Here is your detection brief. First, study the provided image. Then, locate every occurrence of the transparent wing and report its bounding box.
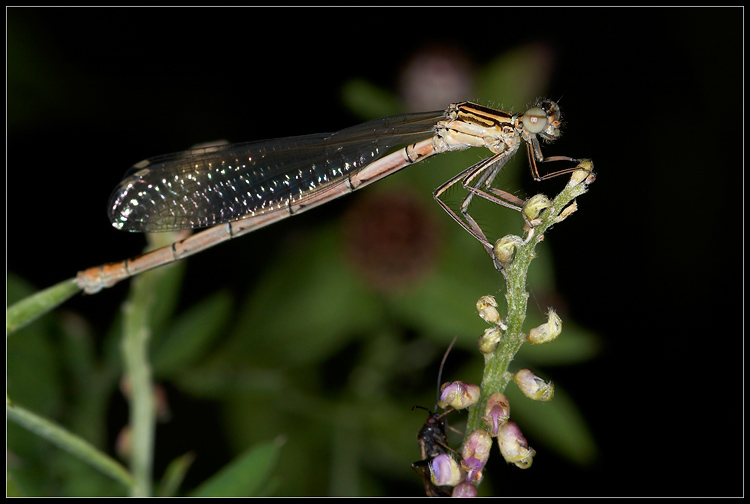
[109,110,445,232]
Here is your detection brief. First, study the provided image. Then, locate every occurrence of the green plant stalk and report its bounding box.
[121,245,167,497]
[465,163,595,436]
[6,278,81,334]
[6,399,134,489]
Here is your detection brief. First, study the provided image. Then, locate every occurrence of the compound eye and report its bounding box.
[523,107,548,134]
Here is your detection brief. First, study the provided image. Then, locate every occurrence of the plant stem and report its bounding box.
[6,399,134,489]
[120,232,178,497]
[465,162,595,436]
[6,278,81,334]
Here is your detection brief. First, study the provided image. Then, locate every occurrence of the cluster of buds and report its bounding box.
[481,392,536,470]
[419,159,595,495]
[427,391,537,492]
[426,428,493,491]
[424,454,479,497]
[423,287,566,494]
[426,379,484,494]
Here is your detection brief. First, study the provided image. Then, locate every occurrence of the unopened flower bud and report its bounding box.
[476,295,500,325]
[493,235,523,265]
[497,421,536,469]
[452,482,478,497]
[438,381,481,410]
[461,429,493,483]
[514,369,554,401]
[527,308,562,345]
[482,392,510,436]
[523,194,551,222]
[429,454,463,487]
[478,326,502,354]
[568,159,595,187]
[461,456,484,485]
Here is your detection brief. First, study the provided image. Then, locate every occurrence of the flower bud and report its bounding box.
[527,308,562,345]
[493,235,523,265]
[476,295,500,325]
[523,194,551,222]
[478,326,502,354]
[429,454,463,487]
[438,381,481,410]
[497,421,536,469]
[451,482,478,497]
[482,392,510,436]
[568,159,595,187]
[513,369,554,401]
[461,429,493,483]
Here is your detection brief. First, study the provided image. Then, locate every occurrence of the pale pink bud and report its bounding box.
[429,454,463,487]
[438,381,481,410]
[527,308,562,344]
[461,429,492,483]
[514,368,554,401]
[460,457,484,485]
[482,392,510,436]
[497,421,536,469]
[478,326,502,354]
[451,481,478,497]
[476,295,500,324]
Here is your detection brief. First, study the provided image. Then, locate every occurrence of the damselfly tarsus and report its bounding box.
[77,99,582,294]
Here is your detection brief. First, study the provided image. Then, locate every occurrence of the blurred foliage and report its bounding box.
[7,41,599,496]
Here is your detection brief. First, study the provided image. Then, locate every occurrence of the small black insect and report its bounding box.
[412,337,458,497]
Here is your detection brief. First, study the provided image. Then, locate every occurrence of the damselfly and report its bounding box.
[77,100,581,294]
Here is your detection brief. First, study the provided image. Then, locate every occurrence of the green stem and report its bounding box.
[6,278,81,334]
[465,162,595,436]
[120,233,177,496]
[121,273,156,497]
[6,399,134,489]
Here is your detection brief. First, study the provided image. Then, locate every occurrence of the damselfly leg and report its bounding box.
[433,99,584,270]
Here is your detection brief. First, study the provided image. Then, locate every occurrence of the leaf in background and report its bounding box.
[340,78,402,120]
[189,437,285,497]
[151,290,234,378]
[224,225,383,367]
[156,452,196,497]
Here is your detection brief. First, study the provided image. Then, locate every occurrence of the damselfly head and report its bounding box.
[520,99,563,143]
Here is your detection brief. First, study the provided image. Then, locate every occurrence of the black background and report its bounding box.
[7,7,743,497]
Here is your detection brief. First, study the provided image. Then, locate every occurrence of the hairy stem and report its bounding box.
[465,161,595,438]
